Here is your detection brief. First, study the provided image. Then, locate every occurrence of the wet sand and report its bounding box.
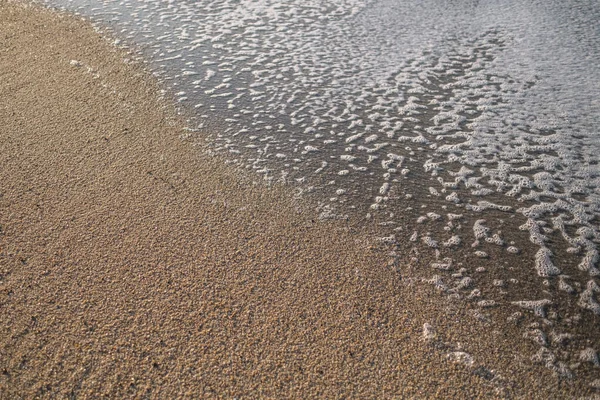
[0,1,591,398]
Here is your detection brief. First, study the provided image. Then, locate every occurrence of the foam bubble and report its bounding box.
[534,247,561,277]
[579,348,600,366]
[512,299,552,318]
[447,351,474,367]
[423,322,436,341]
[578,280,600,315]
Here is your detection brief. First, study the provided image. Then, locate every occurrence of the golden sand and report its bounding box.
[0,1,590,397]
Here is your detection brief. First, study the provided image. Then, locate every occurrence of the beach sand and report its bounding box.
[0,1,591,398]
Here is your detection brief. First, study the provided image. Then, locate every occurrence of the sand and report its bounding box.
[0,1,592,398]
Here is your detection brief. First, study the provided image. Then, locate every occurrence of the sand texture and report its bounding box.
[0,1,592,398]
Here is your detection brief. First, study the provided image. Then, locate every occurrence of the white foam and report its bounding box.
[441,235,460,248]
[506,246,519,254]
[580,348,600,366]
[512,299,552,318]
[477,300,496,308]
[423,323,436,341]
[524,329,547,346]
[578,280,600,315]
[531,347,573,378]
[474,251,488,258]
[447,351,474,367]
[534,247,561,277]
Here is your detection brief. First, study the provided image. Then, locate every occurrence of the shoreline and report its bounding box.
[0,1,593,397]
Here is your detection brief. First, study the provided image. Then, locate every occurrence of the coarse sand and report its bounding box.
[0,1,592,398]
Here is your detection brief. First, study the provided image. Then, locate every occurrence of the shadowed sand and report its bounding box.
[0,1,591,398]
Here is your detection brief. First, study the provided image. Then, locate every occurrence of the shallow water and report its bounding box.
[45,0,600,382]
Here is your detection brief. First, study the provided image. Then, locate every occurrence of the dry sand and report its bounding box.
[0,1,592,398]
